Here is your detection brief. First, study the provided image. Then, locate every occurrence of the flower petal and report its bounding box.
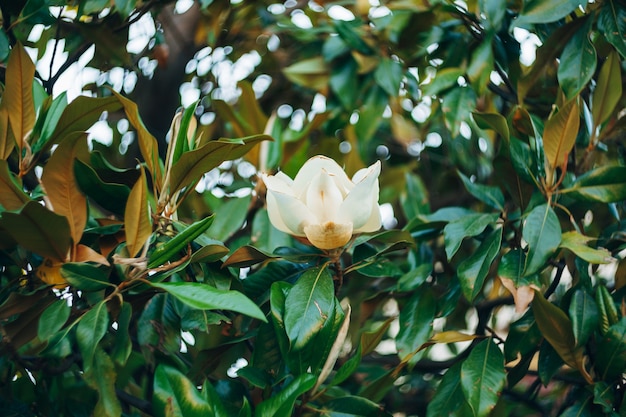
[261,172,294,195]
[338,161,381,230]
[293,155,352,198]
[305,170,344,223]
[266,189,315,236]
[304,221,353,250]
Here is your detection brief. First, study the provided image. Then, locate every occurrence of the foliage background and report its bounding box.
[0,0,625,416]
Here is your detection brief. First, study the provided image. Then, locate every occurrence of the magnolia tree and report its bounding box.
[0,1,625,416]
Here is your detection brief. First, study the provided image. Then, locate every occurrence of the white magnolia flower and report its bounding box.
[261,155,381,250]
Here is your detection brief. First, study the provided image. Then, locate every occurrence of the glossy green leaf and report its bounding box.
[397,263,431,292]
[565,165,626,203]
[467,35,494,94]
[76,300,109,370]
[251,208,291,253]
[61,263,114,291]
[110,302,132,366]
[84,349,121,417]
[504,311,542,362]
[37,299,70,342]
[458,227,502,301]
[334,20,373,54]
[458,171,505,211]
[531,291,592,383]
[375,57,404,96]
[597,1,626,58]
[152,281,267,322]
[592,51,622,127]
[427,362,472,417]
[442,86,477,138]
[255,373,316,417]
[558,18,596,99]
[569,289,599,348]
[593,381,616,413]
[33,92,68,152]
[153,364,212,417]
[0,201,71,262]
[460,338,506,417]
[595,318,626,381]
[513,0,585,27]
[74,159,130,216]
[330,57,359,110]
[169,135,270,196]
[444,212,499,260]
[207,194,251,242]
[522,204,561,276]
[44,96,122,153]
[396,286,436,363]
[189,244,229,263]
[479,0,506,29]
[148,215,214,268]
[472,112,509,141]
[560,231,613,264]
[283,266,334,351]
[422,68,464,96]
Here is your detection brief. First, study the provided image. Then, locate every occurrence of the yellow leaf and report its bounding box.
[430,331,478,344]
[41,132,88,247]
[74,244,110,265]
[37,259,67,288]
[500,277,538,313]
[0,160,30,211]
[0,108,15,159]
[592,51,622,128]
[2,42,35,153]
[125,168,152,257]
[543,98,580,172]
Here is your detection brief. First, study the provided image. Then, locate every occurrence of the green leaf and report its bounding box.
[44,96,122,154]
[458,228,502,301]
[595,318,626,381]
[591,51,622,127]
[153,364,213,417]
[251,208,291,253]
[255,373,316,417]
[564,165,626,203]
[148,215,214,268]
[472,112,509,141]
[84,349,122,417]
[558,18,596,99]
[324,396,393,417]
[531,291,592,383]
[442,86,477,138]
[283,57,330,91]
[569,289,599,348]
[397,263,431,292]
[61,263,114,291]
[37,299,70,342]
[597,1,626,58]
[458,171,505,211]
[330,57,359,110]
[427,362,472,417]
[151,282,267,322]
[522,204,561,276]
[444,212,499,260]
[479,0,506,29]
[74,159,130,216]
[513,0,586,27]
[374,57,404,96]
[169,135,270,196]
[460,338,506,417]
[0,201,71,262]
[207,194,251,242]
[467,35,494,94]
[593,381,616,414]
[422,67,464,96]
[560,231,613,264]
[110,302,132,366]
[189,244,229,263]
[76,301,109,370]
[334,20,373,55]
[396,286,436,363]
[283,266,335,351]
